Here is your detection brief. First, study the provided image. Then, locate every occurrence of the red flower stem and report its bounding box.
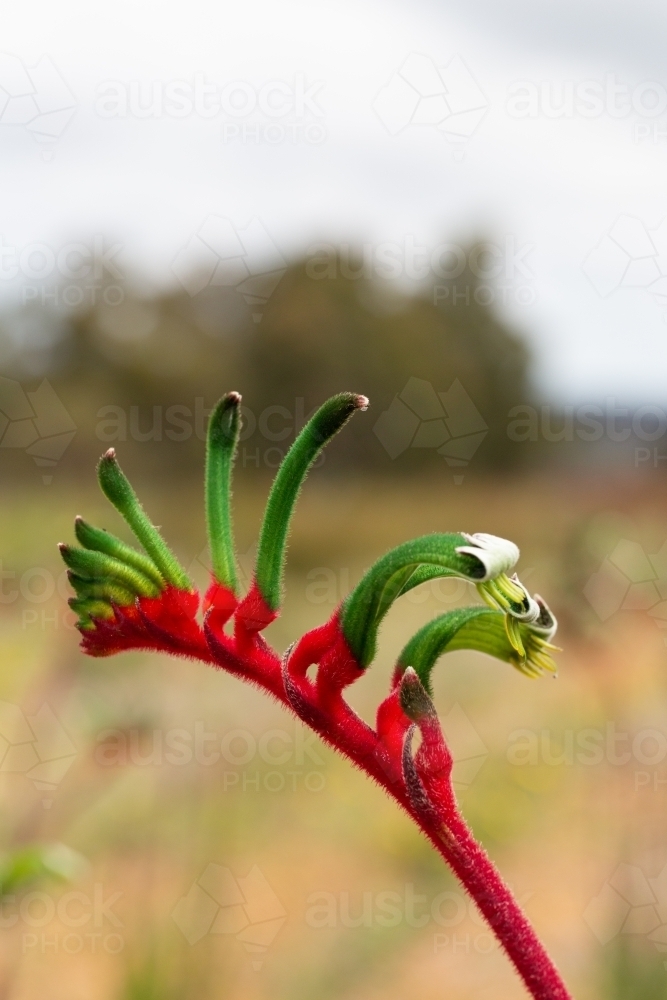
[307,705,572,998]
[294,693,572,998]
[175,628,572,1000]
[419,812,572,1000]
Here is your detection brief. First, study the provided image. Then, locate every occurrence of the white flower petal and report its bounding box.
[456,532,520,580]
[530,595,558,640]
[510,591,540,623]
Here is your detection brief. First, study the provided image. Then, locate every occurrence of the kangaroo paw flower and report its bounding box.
[60,455,204,658]
[59,391,572,1000]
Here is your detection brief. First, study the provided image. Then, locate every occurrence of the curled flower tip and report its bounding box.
[356,395,369,411]
[399,667,437,723]
[455,533,519,579]
[477,572,539,624]
[532,594,558,640]
[456,532,538,624]
[510,595,560,678]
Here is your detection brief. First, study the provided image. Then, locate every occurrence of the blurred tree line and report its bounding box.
[0,245,536,480]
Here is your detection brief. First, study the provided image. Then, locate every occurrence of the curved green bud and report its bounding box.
[67,571,136,607]
[341,532,491,668]
[397,601,559,693]
[455,533,519,578]
[68,597,115,623]
[205,392,241,593]
[74,517,164,590]
[255,393,368,611]
[97,449,191,591]
[59,545,161,598]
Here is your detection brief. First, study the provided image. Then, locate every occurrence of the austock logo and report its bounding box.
[584,862,667,966]
[305,235,535,308]
[0,234,125,307]
[0,377,76,483]
[0,53,76,158]
[172,864,286,969]
[373,52,487,156]
[441,704,488,793]
[94,73,326,146]
[373,376,487,482]
[0,702,76,807]
[584,538,667,641]
[506,75,667,129]
[305,882,533,959]
[171,215,286,321]
[7,863,125,956]
[582,215,667,311]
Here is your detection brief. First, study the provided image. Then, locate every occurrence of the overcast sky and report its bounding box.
[2,0,667,402]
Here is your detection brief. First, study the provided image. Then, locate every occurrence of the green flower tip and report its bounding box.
[98,447,117,477]
[306,393,369,446]
[59,523,166,631]
[96,448,192,591]
[97,448,136,518]
[309,393,369,443]
[254,391,369,612]
[68,596,114,624]
[58,541,160,597]
[206,392,242,592]
[209,392,241,444]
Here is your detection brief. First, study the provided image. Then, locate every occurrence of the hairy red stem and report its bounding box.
[422,814,571,1000]
[83,592,573,1000]
[201,618,571,998]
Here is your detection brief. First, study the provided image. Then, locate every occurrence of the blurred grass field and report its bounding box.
[2,466,667,999]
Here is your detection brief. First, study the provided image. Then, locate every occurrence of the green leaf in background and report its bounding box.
[0,843,86,896]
